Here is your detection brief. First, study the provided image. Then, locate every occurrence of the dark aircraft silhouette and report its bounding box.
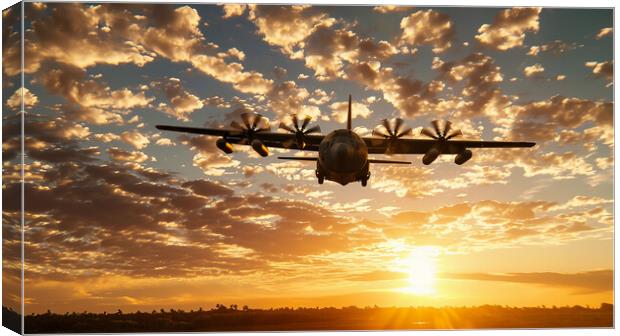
[156,95,535,186]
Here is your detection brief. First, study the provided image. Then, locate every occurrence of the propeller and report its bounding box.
[420,120,462,141]
[279,114,321,149]
[230,112,271,144]
[372,118,413,154]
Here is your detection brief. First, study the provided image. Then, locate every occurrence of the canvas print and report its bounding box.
[2,2,614,333]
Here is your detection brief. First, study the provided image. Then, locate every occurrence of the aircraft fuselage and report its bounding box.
[317,129,369,186]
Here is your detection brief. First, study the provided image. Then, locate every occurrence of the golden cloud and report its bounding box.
[524,63,545,77]
[248,5,331,55]
[221,4,247,19]
[595,27,612,39]
[6,87,39,109]
[475,7,542,51]
[120,130,150,150]
[373,5,412,14]
[527,40,581,56]
[330,101,372,123]
[400,10,454,53]
[585,60,613,81]
[107,147,149,163]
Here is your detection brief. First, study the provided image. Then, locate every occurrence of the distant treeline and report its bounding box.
[4,303,613,333]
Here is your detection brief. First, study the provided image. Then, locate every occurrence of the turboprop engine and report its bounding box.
[251,139,269,157]
[216,138,233,154]
[420,120,464,165]
[455,149,473,165]
[422,148,440,165]
[229,112,271,157]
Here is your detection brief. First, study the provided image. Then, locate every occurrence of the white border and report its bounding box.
[0,0,616,335]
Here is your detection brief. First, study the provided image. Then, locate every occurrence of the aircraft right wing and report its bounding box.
[155,125,325,151]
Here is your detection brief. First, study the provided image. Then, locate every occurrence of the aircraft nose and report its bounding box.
[332,143,351,160]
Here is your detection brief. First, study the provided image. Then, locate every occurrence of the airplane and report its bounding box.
[156,95,535,186]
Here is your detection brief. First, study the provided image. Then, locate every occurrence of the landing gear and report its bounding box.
[316,170,324,184]
[360,171,371,187]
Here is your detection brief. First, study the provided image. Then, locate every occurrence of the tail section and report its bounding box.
[347,94,352,130]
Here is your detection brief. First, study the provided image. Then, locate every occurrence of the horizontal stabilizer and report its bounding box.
[368,159,411,164]
[277,156,318,161]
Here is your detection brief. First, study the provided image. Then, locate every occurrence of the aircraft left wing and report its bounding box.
[155,125,324,151]
[363,137,536,154]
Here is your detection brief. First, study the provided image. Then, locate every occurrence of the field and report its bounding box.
[5,304,613,333]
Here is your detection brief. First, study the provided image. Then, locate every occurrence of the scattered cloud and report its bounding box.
[382,198,611,249]
[41,64,154,124]
[248,5,331,56]
[94,133,120,143]
[495,95,612,145]
[107,147,149,163]
[475,7,542,50]
[595,27,612,39]
[373,5,412,13]
[155,138,175,146]
[268,81,321,119]
[302,23,397,80]
[524,63,545,77]
[399,10,454,53]
[527,40,582,56]
[6,87,39,109]
[121,130,151,150]
[221,4,247,19]
[431,53,509,119]
[585,60,613,81]
[156,77,204,120]
[330,100,372,123]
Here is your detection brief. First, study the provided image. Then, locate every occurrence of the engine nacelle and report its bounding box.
[251,139,269,157]
[455,149,473,165]
[216,138,233,154]
[422,148,440,165]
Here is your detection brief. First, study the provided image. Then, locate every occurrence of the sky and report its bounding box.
[1,3,614,314]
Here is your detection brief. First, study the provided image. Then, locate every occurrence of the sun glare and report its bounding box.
[403,246,440,295]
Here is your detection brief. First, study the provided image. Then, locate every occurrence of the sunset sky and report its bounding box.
[2,3,613,314]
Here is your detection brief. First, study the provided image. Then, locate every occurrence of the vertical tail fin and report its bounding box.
[347,94,352,130]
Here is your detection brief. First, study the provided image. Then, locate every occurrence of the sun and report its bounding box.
[403,246,440,295]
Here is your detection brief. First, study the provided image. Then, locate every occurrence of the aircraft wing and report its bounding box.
[363,137,536,154]
[155,125,324,151]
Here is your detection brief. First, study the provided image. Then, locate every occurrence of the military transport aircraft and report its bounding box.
[156,95,535,186]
